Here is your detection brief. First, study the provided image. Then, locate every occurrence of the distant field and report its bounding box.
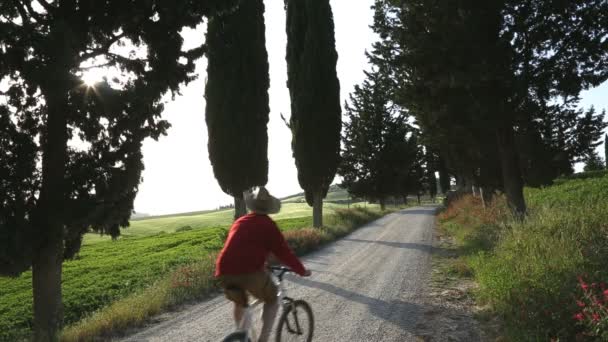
[282,186,351,203]
[84,188,371,244]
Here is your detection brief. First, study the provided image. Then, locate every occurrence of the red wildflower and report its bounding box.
[574,312,585,321]
[577,300,586,308]
[592,313,600,322]
[604,289,608,298]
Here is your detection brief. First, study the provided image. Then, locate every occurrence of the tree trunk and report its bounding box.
[496,126,526,217]
[417,193,421,205]
[33,83,68,341]
[32,238,63,342]
[480,187,494,209]
[379,198,386,211]
[402,195,408,205]
[312,190,323,228]
[234,194,247,220]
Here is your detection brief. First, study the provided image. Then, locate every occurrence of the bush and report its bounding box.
[573,276,608,340]
[441,177,608,340]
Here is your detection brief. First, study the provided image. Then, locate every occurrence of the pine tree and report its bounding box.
[339,67,419,210]
[284,0,342,227]
[584,151,605,172]
[0,1,234,339]
[205,0,270,220]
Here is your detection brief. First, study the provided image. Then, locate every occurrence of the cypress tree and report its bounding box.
[205,0,270,220]
[284,0,342,227]
[0,1,235,339]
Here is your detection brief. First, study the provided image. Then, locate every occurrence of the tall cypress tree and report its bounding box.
[0,1,234,339]
[285,0,342,227]
[205,0,270,220]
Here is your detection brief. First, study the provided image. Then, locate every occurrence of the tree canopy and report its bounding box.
[369,0,608,214]
[205,0,270,219]
[0,0,236,339]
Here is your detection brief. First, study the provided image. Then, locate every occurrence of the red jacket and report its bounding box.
[215,213,306,276]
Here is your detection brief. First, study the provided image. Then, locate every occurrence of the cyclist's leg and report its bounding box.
[219,275,249,329]
[247,272,278,342]
[260,299,279,342]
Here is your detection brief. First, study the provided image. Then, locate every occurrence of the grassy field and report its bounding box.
[439,174,608,340]
[84,188,363,244]
[0,193,384,341]
[282,186,351,203]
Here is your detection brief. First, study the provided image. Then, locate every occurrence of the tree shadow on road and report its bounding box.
[290,276,483,341]
[340,238,432,252]
[291,276,421,332]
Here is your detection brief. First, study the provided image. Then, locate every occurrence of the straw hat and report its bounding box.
[244,186,282,215]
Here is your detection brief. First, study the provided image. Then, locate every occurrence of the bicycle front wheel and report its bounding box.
[275,300,314,342]
[222,331,250,342]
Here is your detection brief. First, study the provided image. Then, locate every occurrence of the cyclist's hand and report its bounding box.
[302,269,312,277]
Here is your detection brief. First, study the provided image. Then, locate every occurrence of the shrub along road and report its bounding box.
[121,206,442,341]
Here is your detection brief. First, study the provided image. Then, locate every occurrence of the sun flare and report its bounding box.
[81,69,106,87]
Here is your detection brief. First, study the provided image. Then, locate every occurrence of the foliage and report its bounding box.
[370,0,608,213]
[0,1,238,337]
[584,151,606,172]
[573,276,608,340]
[205,0,270,199]
[284,0,342,207]
[339,66,420,206]
[441,177,608,340]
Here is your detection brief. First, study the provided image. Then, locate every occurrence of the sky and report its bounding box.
[132,1,608,216]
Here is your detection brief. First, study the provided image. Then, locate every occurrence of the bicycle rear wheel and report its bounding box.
[222,331,250,342]
[275,300,314,342]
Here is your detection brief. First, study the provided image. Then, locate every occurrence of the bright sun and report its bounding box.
[81,69,106,87]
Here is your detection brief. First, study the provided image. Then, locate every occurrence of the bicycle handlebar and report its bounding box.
[268,265,293,281]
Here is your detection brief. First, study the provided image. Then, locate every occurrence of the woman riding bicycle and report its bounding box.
[215,186,311,342]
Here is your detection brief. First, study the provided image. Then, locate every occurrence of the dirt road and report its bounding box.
[121,206,446,341]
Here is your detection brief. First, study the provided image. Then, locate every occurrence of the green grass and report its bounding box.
[0,203,387,342]
[439,175,608,340]
[84,201,376,244]
[281,185,351,203]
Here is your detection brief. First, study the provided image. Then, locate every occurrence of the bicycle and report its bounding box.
[221,266,314,342]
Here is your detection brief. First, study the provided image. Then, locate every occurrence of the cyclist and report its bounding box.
[215,186,311,342]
